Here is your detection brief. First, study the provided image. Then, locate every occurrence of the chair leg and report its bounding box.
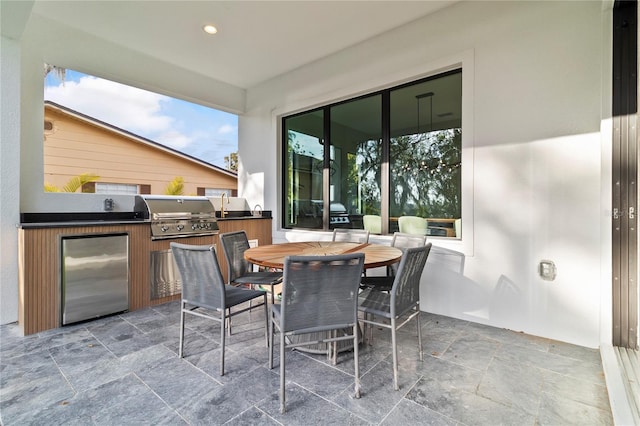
[359,313,367,346]
[353,323,361,399]
[220,312,226,376]
[178,302,185,358]
[416,308,423,362]
[391,317,399,391]
[268,312,274,369]
[263,294,269,347]
[279,328,286,414]
[331,330,337,365]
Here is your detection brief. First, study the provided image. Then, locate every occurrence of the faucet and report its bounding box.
[253,204,263,216]
[220,193,229,217]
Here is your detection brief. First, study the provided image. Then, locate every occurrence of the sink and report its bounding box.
[215,210,271,219]
[216,210,250,218]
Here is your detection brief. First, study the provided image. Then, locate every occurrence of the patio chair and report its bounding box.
[220,231,283,305]
[268,253,365,413]
[398,215,428,235]
[363,215,382,234]
[170,242,268,376]
[360,232,428,291]
[332,228,370,243]
[359,243,432,390]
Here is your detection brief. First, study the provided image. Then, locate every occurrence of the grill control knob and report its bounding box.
[160,225,168,232]
[191,224,198,230]
[176,224,184,231]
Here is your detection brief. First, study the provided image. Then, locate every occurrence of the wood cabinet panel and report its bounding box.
[19,225,140,335]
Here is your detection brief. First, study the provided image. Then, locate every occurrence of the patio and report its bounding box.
[1,301,612,425]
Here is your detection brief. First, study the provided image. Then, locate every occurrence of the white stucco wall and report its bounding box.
[0,36,21,324]
[240,1,609,347]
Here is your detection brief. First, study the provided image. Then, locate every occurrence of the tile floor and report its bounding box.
[0,301,613,425]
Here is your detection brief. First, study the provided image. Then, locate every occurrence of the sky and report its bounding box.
[44,69,238,169]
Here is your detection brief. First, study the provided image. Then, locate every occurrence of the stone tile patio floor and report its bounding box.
[0,300,613,425]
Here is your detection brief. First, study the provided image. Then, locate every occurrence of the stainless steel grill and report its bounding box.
[134,195,219,240]
[329,202,350,227]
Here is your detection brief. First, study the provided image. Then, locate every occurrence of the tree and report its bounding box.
[356,128,461,219]
[164,176,184,195]
[44,64,66,82]
[224,152,238,172]
[44,173,100,192]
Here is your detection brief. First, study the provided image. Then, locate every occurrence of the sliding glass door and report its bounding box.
[283,109,324,229]
[389,72,462,237]
[329,95,382,230]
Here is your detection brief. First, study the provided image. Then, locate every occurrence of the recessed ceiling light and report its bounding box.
[203,25,218,35]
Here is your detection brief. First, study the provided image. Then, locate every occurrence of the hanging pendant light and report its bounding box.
[415,92,434,136]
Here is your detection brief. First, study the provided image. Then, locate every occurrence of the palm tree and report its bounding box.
[44,64,66,81]
[164,176,184,195]
[45,173,100,192]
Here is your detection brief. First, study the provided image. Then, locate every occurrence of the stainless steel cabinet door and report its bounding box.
[61,233,129,325]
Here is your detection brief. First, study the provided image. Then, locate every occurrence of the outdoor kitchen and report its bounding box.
[17,196,272,335]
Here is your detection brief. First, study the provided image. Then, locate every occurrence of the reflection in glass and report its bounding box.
[389,71,462,237]
[330,95,382,230]
[283,110,324,229]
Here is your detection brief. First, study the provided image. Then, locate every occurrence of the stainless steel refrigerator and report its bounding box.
[61,233,129,325]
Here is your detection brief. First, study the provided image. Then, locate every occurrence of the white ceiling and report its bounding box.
[21,0,456,90]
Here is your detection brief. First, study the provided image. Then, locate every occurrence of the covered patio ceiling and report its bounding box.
[1,1,457,91]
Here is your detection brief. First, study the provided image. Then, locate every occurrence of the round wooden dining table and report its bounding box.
[244,241,402,270]
[244,241,402,355]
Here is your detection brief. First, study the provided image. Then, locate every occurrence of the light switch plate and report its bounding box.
[538,260,557,281]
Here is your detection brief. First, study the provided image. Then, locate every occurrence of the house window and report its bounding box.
[95,183,139,195]
[203,188,233,197]
[282,69,462,237]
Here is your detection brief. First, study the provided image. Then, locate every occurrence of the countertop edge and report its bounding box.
[18,220,149,229]
[215,215,273,221]
[19,215,273,228]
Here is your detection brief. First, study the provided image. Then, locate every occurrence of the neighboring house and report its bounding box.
[44,101,237,196]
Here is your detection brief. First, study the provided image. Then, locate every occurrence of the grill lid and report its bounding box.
[134,195,216,218]
[134,195,219,239]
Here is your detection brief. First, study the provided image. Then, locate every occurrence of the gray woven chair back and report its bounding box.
[170,242,225,310]
[391,243,432,317]
[220,231,252,282]
[332,228,370,244]
[389,232,428,275]
[281,253,364,334]
[391,232,428,250]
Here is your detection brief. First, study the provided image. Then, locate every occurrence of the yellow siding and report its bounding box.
[44,107,237,195]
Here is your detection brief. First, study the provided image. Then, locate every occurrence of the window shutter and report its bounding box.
[81,182,95,193]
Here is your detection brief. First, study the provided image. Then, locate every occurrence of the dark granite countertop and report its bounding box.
[18,211,272,228]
